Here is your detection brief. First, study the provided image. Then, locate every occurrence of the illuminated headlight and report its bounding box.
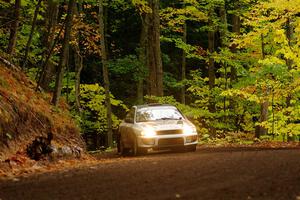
[141,128,156,137]
[183,125,197,135]
[186,135,198,143]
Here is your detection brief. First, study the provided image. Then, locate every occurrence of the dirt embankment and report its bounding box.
[0,63,84,163]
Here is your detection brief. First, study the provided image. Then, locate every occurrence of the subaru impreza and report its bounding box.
[118,104,198,156]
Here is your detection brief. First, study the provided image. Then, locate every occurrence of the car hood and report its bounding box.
[138,120,194,131]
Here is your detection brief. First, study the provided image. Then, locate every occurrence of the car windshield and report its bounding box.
[136,107,183,122]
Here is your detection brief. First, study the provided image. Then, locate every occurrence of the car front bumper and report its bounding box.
[137,134,198,149]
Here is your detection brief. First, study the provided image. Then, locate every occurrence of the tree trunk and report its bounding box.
[286,17,293,107]
[219,4,228,127]
[256,101,269,137]
[98,0,113,147]
[37,0,59,91]
[230,6,240,84]
[137,14,149,104]
[208,9,216,136]
[181,22,187,105]
[147,0,163,96]
[229,2,241,131]
[255,34,268,138]
[22,0,42,69]
[208,13,215,111]
[7,0,21,56]
[261,34,265,59]
[73,2,83,111]
[37,23,64,91]
[74,47,83,111]
[44,0,59,46]
[219,5,227,46]
[284,16,293,140]
[51,0,75,106]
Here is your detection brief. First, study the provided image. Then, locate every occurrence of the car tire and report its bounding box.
[132,137,147,156]
[119,138,130,156]
[185,145,197,152]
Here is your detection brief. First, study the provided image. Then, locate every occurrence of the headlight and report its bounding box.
[141,128,156,137]
[183,125,197,135]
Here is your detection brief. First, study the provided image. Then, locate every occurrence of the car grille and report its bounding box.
[156,129,183,135]
[158,138,184,146]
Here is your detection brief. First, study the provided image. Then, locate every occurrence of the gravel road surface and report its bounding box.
[0,147,300,200]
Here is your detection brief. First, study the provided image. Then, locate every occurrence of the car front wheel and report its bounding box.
[132,137,147,156]
[119,137,130,156]
[185,144,197,152]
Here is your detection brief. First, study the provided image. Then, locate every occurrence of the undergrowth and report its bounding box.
[0,64,84,161]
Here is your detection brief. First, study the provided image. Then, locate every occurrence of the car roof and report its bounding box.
[134,104,176,109]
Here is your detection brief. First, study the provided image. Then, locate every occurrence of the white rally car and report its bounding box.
[118,104,198,156]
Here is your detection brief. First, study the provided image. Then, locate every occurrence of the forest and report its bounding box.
[1,0,300,149]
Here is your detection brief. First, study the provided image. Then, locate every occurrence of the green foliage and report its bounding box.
[131,0,152,14]
[48,71,76,93]
[217,0,300,140]
[70,84,128,134]
[199,132,255,146]
[26,67,39,81]
[108,54,147,81]
[2,0,300,144]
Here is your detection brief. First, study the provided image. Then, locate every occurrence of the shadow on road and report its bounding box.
[198,146,300,154]
[91,146,300,160]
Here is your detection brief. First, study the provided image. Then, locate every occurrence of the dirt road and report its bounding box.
[0,148,300,200]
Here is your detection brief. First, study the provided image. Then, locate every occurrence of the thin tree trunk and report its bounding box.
[208,57,215,91]
[44,0,59,47]
[7,0,21,56]
[37,0,59,91]
[137,78,144,104]
[261,34,265,59]
[37,22,64,91]
[208,12,215,110]
[73,2,83,111]
[147,0,163,96]
[219,4,228,119]
[181,22,187,105]
[208,9,216,136]
[230,7,240,84]
[98,0,113,147]
[66,52,70,103]
[284,16,293,141]
[230,3,241,131]
[104,5,109,57]
[22,0,42,69]
[286,17,293,107]
[74,47,83,111]
[153,0,163,96]
[257,101,269,137]
[286,18,292,65]
[51,0,75,106]
[137,14,148,104]
[255,34,268,138]
[219,5,227,46]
